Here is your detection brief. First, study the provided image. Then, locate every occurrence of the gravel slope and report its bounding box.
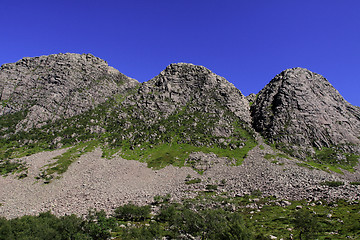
[1,140,359,219]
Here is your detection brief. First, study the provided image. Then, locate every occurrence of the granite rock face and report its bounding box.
[1,55,360,218]
[251,67,360,158]
[115,63,253,144]
[129,63,251,123]
[0,53,139,131]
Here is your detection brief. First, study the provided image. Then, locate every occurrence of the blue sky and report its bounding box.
[1,0,359,106]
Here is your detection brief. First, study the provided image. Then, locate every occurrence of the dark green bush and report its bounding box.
[206,184,218,191]
[185,178,201,184]
[113,203,151,222]
[153,194,171,205]
[0,212,88,240]
[0,160,26,176]
[293,208,320,240]
[83,209,115,240]
[321,181,344,187]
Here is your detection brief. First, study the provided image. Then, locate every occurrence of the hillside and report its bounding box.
[0,54,359,225]
[0,53,139,131]
[251,67,360,168]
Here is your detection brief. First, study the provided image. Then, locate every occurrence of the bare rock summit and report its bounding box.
[0,53,139,131]
[251,67,360,160]
[133,63,251,123]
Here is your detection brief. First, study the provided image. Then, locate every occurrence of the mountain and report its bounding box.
[0,53,139,132]
[105,62,256,170]
[251,67,360,166]
[0,54,359,220]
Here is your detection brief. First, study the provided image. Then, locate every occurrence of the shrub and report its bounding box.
[185,178,201,185]
[206,184,218,191]
[293,209,320,240]
[153,194,171,205]
[83,209,115,240]
[113,203,151,222]
[321,181,344,187]
[251,189,262,198]
[0,211,88,240]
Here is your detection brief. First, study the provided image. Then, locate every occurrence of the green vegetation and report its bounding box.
[185,177,201,184]
[270,141,359,174]
[299,161,345,174]
[315,147,359,171]
[1,192,359,239]
[296,162,315,170]
[0,90,257,177]
[264,152,290,160]
[293,208,320,239]
[0,110,28,137]
[0,160,27,176]
[205,184,218,191]
[153,194,171,205]
[113,203,151,222]
[321,181,345,187]
[36,140,99,182]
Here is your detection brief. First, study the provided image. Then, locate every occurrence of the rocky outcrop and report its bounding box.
[114,63,252,145]
[125,63,251,122]
[1,55,360,219]
[251,67,360,159]
[0,53,139,131]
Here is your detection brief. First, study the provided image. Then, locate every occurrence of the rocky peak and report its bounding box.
[0,53,139,131]
[134,63,251,123]
[251,67,360,159]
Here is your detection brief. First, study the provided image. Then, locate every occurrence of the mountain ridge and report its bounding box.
[0,54,359,172]
[0,53,139,131]
[0,53,359,220]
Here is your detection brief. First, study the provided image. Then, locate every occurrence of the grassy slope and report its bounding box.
[0,94,257,178]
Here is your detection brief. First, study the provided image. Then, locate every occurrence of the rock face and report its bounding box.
[0,59,256,177]
[135,63,251,122]
[0,53,139,131]
[251,67,360,158]
[110,63,253,148]
[1,55,360,219]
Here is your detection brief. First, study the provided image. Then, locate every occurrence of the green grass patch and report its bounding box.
[118,139,256,170]
[306,161,344,174]
[264,152,290,160]
[38,140,99,181]
[205,184,218,191]
[314,147,359,172]
[185,178,201,185]
[0,160,27,176]
[295,160,346,174]
[296,162,315,170]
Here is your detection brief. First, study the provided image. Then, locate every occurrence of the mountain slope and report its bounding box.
[104,63,255,169]
[1,55,360,221]
[0,53,139,132]
[0,60,256,179]
[251,67,360,166]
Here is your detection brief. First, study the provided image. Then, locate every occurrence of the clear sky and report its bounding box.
[1,0,359,106]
